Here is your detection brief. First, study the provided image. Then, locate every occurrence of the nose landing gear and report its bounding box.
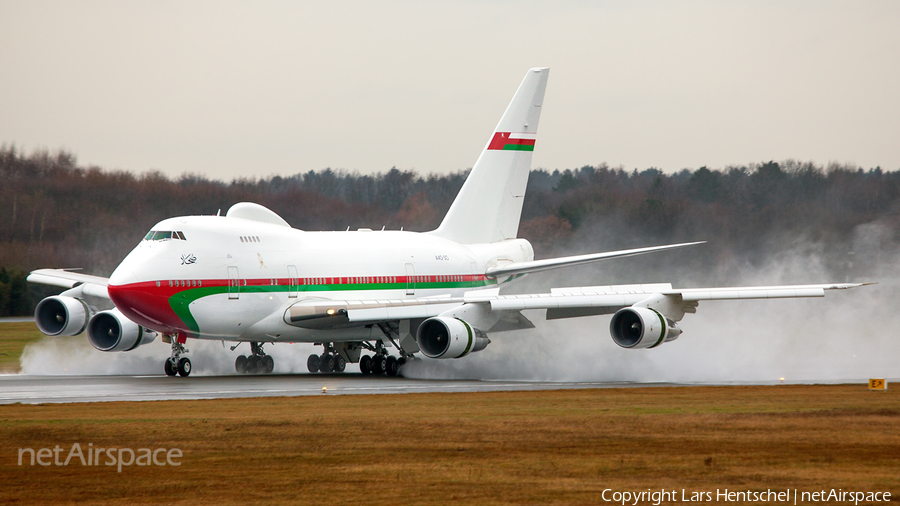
[164,338,191,377]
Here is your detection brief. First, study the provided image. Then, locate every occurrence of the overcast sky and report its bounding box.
[2,0,898,180]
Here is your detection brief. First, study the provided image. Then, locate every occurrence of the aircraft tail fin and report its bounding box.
[430,67,549,244]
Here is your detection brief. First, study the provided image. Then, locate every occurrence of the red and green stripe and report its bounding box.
[487,132,536,151]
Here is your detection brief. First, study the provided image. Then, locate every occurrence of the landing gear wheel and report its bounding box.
[334,355,346,373]
[359,355,372,375]
[164,358,177,377]
[247,355,260,374]
[319,353,335,373]
[177,357,192,377]
[386,356,399,377]
[235,355,248,374]
[307,354,320,373]
[263,355,275,374]
[372,355,387,375]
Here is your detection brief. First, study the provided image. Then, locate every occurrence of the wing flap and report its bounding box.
[347,302,464,322]
[674,284,865,301]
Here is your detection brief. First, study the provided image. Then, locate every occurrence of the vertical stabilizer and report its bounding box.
[430,67,549,244]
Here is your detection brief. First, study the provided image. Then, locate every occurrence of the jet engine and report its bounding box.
[87,308,156,352]
[416,316,490,359]
[609,307,681,349]
[34,296,92,336]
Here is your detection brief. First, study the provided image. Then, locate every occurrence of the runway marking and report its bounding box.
[1,374,879,405]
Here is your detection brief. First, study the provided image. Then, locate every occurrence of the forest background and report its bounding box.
[1,145,897,316]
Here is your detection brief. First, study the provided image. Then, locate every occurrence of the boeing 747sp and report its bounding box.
[28,68,865,377]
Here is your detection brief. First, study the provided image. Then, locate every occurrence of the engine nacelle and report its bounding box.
[87,308,156,352]
[416,316,490,359]
[34,296,92,336]
[609,306,682,349]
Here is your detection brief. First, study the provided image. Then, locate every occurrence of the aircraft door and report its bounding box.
[287,265,298,298]
[227,266,240,300]
[405,263,415,295]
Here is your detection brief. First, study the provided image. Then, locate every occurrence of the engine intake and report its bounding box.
[416,316,490,359]
[88,309,156,352]
[35,296,91,336]
[609,306,681,349]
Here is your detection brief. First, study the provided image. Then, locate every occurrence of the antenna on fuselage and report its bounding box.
[217,209,221,216]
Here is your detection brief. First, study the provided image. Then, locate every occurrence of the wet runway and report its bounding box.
[0,373,689,404]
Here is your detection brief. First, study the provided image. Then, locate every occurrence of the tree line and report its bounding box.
[1,145,897,315]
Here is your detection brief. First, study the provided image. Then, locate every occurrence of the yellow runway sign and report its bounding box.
[868,379,887,391]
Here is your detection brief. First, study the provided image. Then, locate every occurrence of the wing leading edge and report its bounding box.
[334,282,868,327]
[27,268,110,299]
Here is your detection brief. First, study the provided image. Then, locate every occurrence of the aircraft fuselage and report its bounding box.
[107,215,534,342]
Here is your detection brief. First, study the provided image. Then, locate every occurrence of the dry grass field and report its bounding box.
[0,321,43,373]
[1,384,898,505]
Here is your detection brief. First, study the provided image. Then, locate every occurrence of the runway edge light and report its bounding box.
[868,379,887,391]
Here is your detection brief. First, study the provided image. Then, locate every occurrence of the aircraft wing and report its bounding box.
[27,268,110,299]
[477,282,868,321]
[285,282,867,332]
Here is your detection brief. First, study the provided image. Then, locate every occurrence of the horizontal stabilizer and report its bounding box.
[485,241,705,278]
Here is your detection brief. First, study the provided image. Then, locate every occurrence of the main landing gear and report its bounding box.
[233,342,275,374]
[307,343,346,374]
[358,341,404,377]
[164,338,191,377]
[306,339,408,376]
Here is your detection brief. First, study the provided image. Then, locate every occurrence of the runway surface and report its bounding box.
[0,373,693,404]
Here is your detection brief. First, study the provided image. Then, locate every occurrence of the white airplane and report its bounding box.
[28,68,865,377]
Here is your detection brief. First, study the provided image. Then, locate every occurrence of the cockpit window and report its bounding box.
[144,230,187,241]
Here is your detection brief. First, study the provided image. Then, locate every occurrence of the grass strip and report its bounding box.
[0,384,897,505]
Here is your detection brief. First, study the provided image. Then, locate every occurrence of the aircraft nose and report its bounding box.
[109,265,137,287]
